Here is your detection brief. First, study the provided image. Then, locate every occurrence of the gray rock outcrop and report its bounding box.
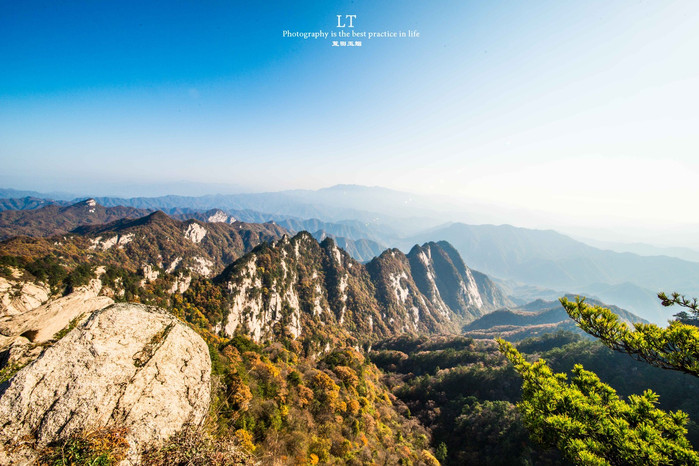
[0,277,114,371]
[0,276,50,317]
[0,303,211,464]
[0,277,114,345]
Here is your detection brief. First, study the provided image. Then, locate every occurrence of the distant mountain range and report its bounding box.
[1,185,447,236]
[0,194,653,347]
[463,296,647,341]
[311,231,385,263]
[0,199,149,240]
[409,223,699,323]
[0,212,515,344]
[0,197,67,212]
[86,188,434,236]
[2,186,697,324]
[130,208,389,263]
[575,236,699,263]
[0,188,77,201]
[0,200,387,263]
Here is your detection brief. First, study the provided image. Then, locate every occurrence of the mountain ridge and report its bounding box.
[210,233,510,345]
[411,222,699,323]
[2,189,696,325]
[0,199,151,240]
[463,295,647,341]
[0,210,288,279]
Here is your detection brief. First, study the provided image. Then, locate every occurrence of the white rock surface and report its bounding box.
[338,274,348,325]
[389,272,410,304]
[0,277,51,318]
[223,257,303,342]
[191,257,214,277]
[166,256,183,274]
[0,303,211,464]
[169,273,192,294]
[0,278,113,345]
[416,250,451,318]
[89,233,134,251]
[206,210,231,223]
[117,233,135,248]
[184,223,207,244]
[142,265,160,284]
[0,335,38,371]
[461,268,484,309]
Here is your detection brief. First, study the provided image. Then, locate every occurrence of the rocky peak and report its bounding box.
[367,248,456,333]
[68,198,98,208]
[68,198,98,210]
[213,234,508,345]
[407,241,511,321]
[205,209,234,223]
[60,198,103,216]
[183,221,207,244]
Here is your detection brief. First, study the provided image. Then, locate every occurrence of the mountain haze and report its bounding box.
[0,197,66,212]
[312,230,385,263]
[412,223,699,323]
[463,296,647,341]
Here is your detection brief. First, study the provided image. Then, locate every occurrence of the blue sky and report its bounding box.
[2,1,699,238]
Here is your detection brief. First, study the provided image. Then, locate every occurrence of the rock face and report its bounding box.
[0,278,113,345]
[0,278,114,370]
[184,222,208,243]
[215,233,511,345]
[407,241,512,322]
[366,248,455,334]
[0,276,50,317]
[0,303,211,464]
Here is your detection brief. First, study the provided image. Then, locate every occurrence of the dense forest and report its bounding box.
[371,332,699,465]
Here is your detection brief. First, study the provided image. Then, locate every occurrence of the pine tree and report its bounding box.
[498,292,699,465]
[560,296,699,377]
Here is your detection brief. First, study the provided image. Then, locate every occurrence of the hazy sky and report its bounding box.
[2,1,699,235]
